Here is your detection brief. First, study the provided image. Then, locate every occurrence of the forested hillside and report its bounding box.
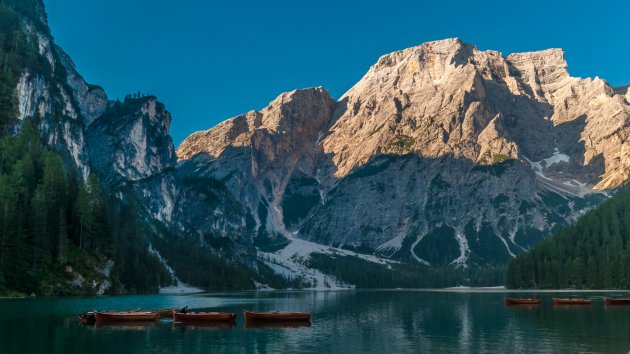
[0,121,173,296]
[507,187,630,289]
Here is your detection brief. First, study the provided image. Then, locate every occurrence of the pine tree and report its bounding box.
[29,184,48,271]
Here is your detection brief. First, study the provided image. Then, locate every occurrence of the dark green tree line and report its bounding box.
[507,187,630,289]
[0,121,173,295]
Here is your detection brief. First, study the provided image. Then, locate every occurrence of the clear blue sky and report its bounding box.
[44,0,630,146]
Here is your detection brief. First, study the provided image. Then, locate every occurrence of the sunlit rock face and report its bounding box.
[179,38,628,268]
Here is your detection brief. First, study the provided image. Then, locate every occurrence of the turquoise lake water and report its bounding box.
[2,289,630,353]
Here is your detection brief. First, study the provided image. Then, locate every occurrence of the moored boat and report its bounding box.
[81,308,174,323]
[605,298,630,305]
[243,310,311,321]
[504,298,540,305]
[94,311,159,323]
[173,312,236,322]
[552,298,591,305]
[79,312,96,324]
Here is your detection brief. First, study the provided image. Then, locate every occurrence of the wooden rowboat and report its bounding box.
[504,298,540,305]
[81,308,174,323]
[605,298,630,305]
[173,312,236,322]
[243,310,311,321]
[552,298,591,305]
[94,311,159,323]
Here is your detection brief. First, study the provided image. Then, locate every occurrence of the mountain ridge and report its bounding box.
[2,0,629,293]
[177,37,627,274]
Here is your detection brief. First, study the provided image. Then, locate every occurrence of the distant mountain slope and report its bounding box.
[507,187,630,289]
[178,38,628,281]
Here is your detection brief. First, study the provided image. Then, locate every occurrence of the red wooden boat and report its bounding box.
[552,298,591,305]
[173,312,236,322]
[243,310,311,321]
[504,298,540,305]
[94,311,159,323]
[605,298,630,305]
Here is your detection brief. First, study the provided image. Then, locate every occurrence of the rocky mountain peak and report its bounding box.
[506,48,571,100]
[371,38,470,70]
[261,87,334,132]
[175,38,629,274]
[177,87,335,161]
[87,96,176,185]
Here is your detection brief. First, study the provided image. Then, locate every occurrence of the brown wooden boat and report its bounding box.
[94,311,159,323]
[243,310,311,321]
[605,298,630,305]
[552,298,591,305]
[81,308,174,323]
[173,312,236,322]
[504,298,540,305]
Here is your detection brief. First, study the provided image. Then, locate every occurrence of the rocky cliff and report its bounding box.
[1,0,259,293]
[179,38,628,273]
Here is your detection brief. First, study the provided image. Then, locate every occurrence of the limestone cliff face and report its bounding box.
[179,38,628,268]
[86,97,176,185]
[177,88,337,235]
[14,24,99,180]
[325,39,630,188]
[84,95,256,263]
[7,2,257,281]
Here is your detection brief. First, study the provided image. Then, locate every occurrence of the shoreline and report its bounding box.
[2,287,630,299]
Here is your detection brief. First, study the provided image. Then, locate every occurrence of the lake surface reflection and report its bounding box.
[2,289,630,353]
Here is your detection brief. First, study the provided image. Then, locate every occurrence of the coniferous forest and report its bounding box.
[507,187,630,289]
[0,121,174,296]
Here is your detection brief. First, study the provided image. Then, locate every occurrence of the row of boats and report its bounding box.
[79,307,311,325]
[505,297,630,305]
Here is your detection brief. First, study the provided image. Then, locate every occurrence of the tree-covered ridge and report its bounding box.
[507,187,630,289]
[0,121,173,296]
[0,0,61,133]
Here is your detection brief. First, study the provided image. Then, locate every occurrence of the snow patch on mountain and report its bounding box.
[258,235,399,289]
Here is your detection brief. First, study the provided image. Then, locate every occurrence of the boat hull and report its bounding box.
[605,298,630,305]
[154,308,177,319]
[173,312,236,322]
[504,298,540,305]
[552,298,591,305]
[243,310,311,321]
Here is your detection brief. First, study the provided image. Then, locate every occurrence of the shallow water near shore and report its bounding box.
[2,289,630,353]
